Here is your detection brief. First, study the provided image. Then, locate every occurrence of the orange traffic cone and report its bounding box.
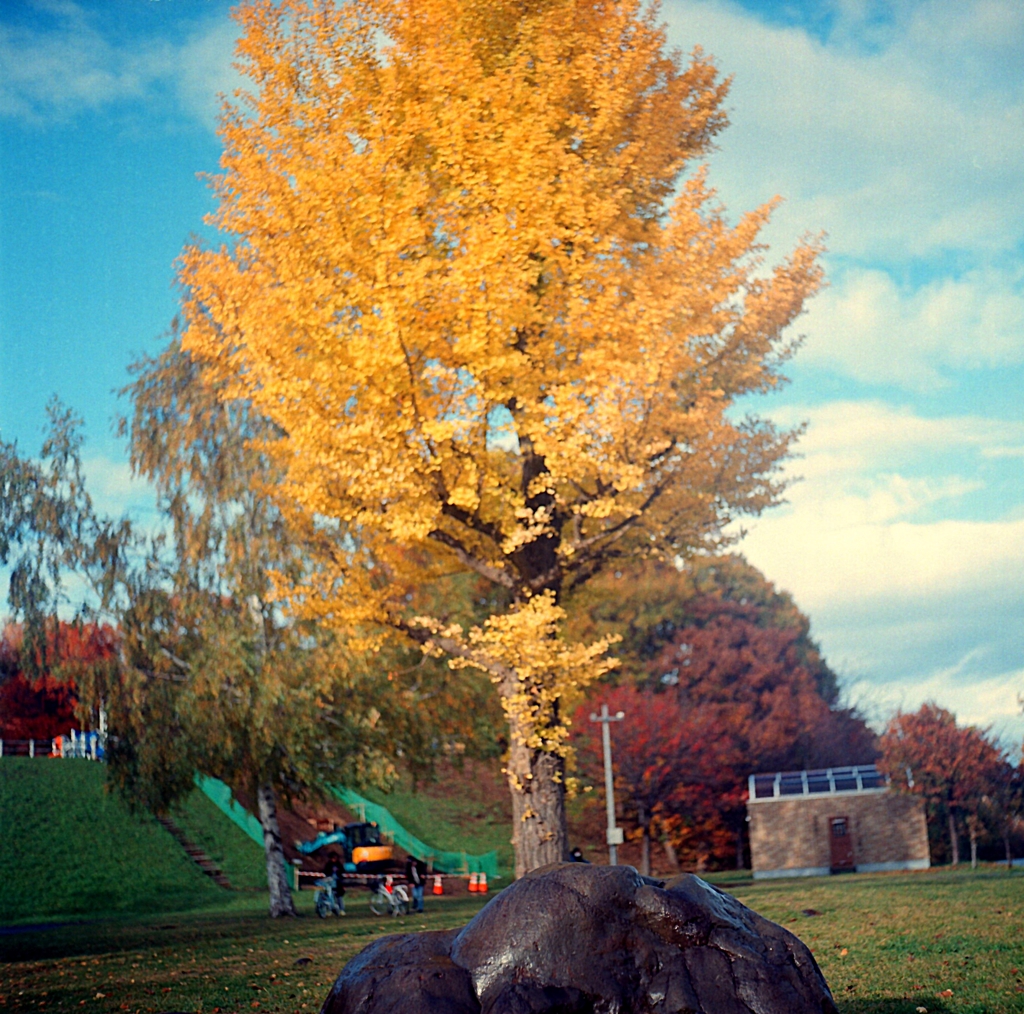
[478,872,488,894]
[432,875,444,896]
[468,872,479,893]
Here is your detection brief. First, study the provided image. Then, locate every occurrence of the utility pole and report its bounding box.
[590,703,625,865]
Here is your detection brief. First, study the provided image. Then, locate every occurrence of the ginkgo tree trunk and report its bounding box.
[179,0,822,877]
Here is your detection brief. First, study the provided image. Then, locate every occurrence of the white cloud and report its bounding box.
[847,665,1024,747]
[799,267,1024,389]
[0,2,173,120]
[768,398,1024,481]
[662,0,1024,263]
[741,400,1024,605]
[733,400,1024,733]
[0,1,241,129]
[173,19,245,129]
[82,455,159,526]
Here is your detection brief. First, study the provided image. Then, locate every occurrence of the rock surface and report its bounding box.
[320,863,838,1014]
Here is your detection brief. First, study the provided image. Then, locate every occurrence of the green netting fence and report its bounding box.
[196,777,499,879]
[331,787,500,879]
[197,776,265,847]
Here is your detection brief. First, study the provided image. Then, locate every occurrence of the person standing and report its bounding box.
[323,852,346,914]
[405,855,425,912]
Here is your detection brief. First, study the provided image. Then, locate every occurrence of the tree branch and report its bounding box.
[439,501,505,546]
[427,529,516,588]
[393,617,518,684]
[561,477,671,565]
[134,666,190,683]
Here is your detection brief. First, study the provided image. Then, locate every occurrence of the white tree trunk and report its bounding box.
[257,782,297,917]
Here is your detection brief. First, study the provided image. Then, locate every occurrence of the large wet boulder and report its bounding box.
[320,928,478,1014]
[320,863,838,1014]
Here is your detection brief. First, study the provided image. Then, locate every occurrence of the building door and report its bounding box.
[830,816,855,872]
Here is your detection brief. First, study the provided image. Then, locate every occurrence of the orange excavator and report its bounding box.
[297,820,395,872]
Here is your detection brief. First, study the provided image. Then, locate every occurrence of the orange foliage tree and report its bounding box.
[178,0,822,874]
[880,703,1007,867]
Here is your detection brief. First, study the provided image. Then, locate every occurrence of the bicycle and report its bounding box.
[314,875,345,918]
[368,875,409,917]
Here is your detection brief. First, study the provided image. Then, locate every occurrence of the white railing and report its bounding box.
[0,729,104,760]
[748,765,889,801]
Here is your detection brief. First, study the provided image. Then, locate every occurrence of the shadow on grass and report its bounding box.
[0,893,490,964]
[0,910,278,963]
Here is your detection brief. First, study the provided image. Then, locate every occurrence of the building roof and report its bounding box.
[748,765,887,802]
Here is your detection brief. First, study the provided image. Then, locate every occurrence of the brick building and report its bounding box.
[747,765,930,880]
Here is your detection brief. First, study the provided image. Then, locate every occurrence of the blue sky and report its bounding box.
[1,0,1022,744]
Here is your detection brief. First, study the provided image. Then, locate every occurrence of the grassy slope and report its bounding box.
[0,759,233,923]
[358,762,515,877]
[170,789,267,891]
[2,867,1023,1013]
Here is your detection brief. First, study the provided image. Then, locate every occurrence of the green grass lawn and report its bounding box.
[2,865,1022,1013]
[729,866,1024,1013]
[0,891,492,1011]
[0,759,231,924]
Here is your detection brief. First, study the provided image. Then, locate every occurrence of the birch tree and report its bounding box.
[100,337,395,916]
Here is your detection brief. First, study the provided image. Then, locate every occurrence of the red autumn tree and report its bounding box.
[880,703,1006,866]
[573,684,745,875]
[0,622,117,741]
[571,557,877,871]
[649,599,875,865]
[568,556,842,703]
[651,597,876,771]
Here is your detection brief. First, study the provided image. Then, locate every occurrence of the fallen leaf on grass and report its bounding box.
[915,1007,927,1012]
[937,989,953,998]
[801,909,820,917]
[840,948,848,957]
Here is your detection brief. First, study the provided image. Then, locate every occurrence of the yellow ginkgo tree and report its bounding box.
[179,0,823,875]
